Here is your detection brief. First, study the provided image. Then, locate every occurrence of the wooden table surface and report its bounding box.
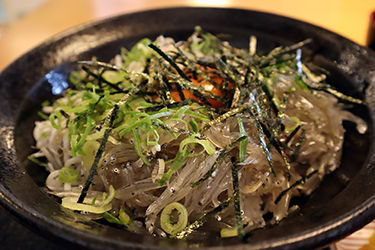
[0,0,374,71]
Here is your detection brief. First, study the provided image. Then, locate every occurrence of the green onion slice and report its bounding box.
[119,209,132,225]
[58,167,79,183]
[189,118,199,133]
[220,227,238,238]
[101,212,125,226]
[81,140,101,169]
[237,117,249,162]
[61,197,112,214]
[160,202,188,235]
[284,117,301,132]
[179,137,216,155]
[102,185,115,205]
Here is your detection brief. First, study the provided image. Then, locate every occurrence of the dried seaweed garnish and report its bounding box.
[157,62,175,104]
[173,196,235,239]
[290,129,306,163]
[231,157,245,238]
[215,57,243,85]
[266,127,291,171]
[190,136,247,187]
[78,61,150,80]
[248,94,276,176]
[59,109,70,128]
[323,88,365,104]
[149,44,190,81]
[261,83,280,116]
[260,39,312,67]
[231,87,241,108]
[81,66,124,93]
[142,99,191,112]
[173,45,224,91]
[306,81,366,105]
[202,103,250,132]
[78,104,119,203]
[264,94,291,171]
[250,110,276,177]
[76,63,146,202]
[284,124,302,145]
[274,169,318,204]
[172,76,226,103]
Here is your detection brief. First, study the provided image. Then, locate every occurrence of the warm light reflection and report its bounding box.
[190,0,231,7]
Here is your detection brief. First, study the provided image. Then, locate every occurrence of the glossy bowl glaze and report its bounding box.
[1,7,375,250]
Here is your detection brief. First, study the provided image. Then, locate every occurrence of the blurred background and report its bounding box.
[0,0,374,250]
[0,0,374,71]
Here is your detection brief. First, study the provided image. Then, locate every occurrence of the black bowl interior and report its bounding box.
[1,7,375,250]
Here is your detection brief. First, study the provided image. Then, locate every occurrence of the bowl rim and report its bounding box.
[1,6,375,250]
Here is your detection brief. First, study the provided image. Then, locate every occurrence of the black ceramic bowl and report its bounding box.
[1,7,375,250]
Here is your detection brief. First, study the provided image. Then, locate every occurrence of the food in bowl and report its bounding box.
[29,27,367,239]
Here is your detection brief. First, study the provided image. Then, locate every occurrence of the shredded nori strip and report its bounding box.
[77,104,119,203]
[157,63,175,104]
[231,157,245,238]
[260,39,312,67]
[173,196,235,239]
[190,136,247,187]
[59,109,70,128]
[274,169,319,204]
[290,129,306,163]
[149,44,190,82]
[246,96,276,177]
[81,66,124,93]
[202,103,250,132]
[284,124,302,145]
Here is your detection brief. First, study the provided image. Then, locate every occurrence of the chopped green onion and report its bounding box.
[37,111,49,120]
[91,195,99,205]
[173,105,190,119]
[28,156,48,168]
[119,209,132,225]
[101,212,127,226]
[49,111,62,130]
[72,116,96,156]
[146,129,160,146]
[179,137,216,155]
[160,202,188,235]
[61,197,112,213]
[157,149,188,186]
[237,117,249,162]
[58,167,79,183]
[295,75,309,92]
[102,185,115,205]
[220,227,238,238]
[189,118,199,133]
[284,117,301,132]
[116,111,172,137]
[185,110,210,121]
[132,129,151,166]
[81,140,101,169]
